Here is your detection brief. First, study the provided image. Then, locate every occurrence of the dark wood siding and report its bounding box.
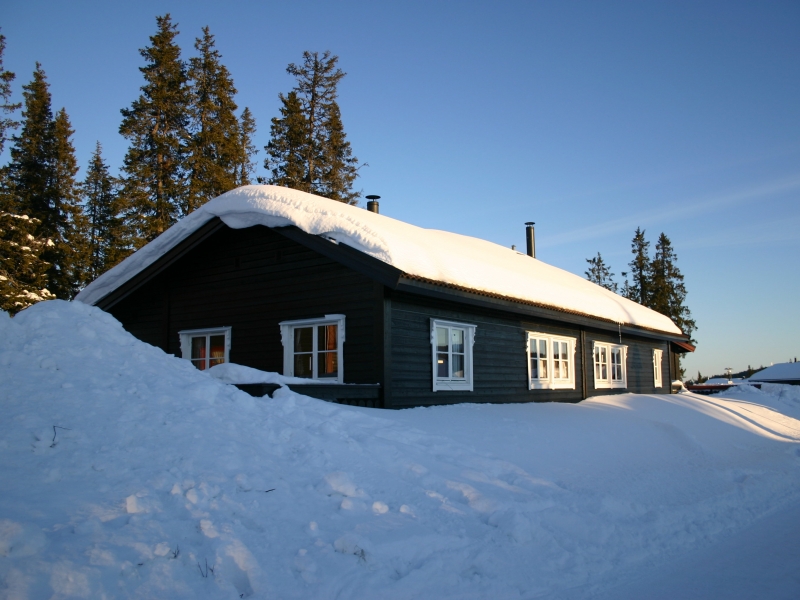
[387,291,585,408]
[108,225,382,386]
[387,290,672,408]
[582,329,669,396]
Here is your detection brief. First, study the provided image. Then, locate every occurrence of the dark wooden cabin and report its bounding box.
[80,194,694,409]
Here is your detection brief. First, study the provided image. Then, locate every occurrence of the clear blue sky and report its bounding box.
[2,0,798,377]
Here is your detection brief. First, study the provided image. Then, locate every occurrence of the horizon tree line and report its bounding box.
[0,16,362,314]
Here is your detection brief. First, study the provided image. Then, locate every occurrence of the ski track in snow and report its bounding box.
[1,301,799,598]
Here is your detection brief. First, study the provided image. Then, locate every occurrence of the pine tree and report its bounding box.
[265,51,361,203]
[650,232,696,342]
[185,26,251,212]
[584,252,618,292]
[622,227,651,305]
[83,142,126,278]
[119,14,190,247]
[0,31,21,156]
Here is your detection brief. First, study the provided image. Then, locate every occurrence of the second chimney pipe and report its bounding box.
[366,194,380,214]
[525,222,536,258]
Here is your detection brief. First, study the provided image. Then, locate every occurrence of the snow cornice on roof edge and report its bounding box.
[75,185,684,337]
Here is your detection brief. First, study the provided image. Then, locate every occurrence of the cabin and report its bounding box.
[75,185,695,408]
[748,362,800,386]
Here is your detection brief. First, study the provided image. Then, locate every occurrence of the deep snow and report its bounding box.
[75,185,681,335]
[1,301,798,599]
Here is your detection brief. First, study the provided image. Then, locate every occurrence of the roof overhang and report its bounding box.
[91,221,692,344]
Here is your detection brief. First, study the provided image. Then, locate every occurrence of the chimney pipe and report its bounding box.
[525,222,536,258]
[366,195,381,214]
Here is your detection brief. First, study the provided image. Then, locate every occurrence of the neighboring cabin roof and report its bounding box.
[749,362,800,382]
[75,185,683,336]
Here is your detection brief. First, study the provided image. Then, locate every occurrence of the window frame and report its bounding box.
[593,341,628,389]
[178,326,232,371]
[653,348,663,388]
[430,319,476,392]
[526,332,577,390]
[279,314,346,383]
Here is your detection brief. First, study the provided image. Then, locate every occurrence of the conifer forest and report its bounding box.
[0,15,361,313]
[1,13,692,348]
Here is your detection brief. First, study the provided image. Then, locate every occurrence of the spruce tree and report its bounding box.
[9,64,53,225]
[49,108,86,298]
[0,31,21,156]
[83,142,126,278]
[7,66,83,299]
[622,227,651,305]
[650,232,696,342]
[319,101,359,203]
[0,209,55,314]
[584,252,618,292]
[235,106,257,186]
[119,14,190,247]
[185,26,252,212]
[266,51,361,203]
[264,91,307,189]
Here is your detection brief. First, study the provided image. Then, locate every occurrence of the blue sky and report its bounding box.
[2,1,798,377]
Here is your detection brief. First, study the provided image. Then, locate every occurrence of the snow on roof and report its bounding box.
[75,185,682,335]
[749,362,800,382]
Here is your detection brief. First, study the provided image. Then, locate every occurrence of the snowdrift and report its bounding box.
[1,301,798,598]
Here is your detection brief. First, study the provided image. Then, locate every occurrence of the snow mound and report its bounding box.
[208,362,329,386]
[75,185,682,335]
[1,301,797,598]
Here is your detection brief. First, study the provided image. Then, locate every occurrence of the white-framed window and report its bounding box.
[279,314,345,383]
[527,332,576,390]
[593,341,627,389]
[179,327,231,371]
[431,319,476,392]
[653,348,663,388]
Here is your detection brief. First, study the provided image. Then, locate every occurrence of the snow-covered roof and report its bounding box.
[749,362,800,382]
[76,185,682,335]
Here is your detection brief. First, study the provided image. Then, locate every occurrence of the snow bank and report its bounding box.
[207,362,331,386]
[75,185,682,335]
[1,301,797,598]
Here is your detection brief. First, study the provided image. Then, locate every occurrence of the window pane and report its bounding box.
[294,353,312,378]
[210,335,225,366]
[437,352,449,378]
[318,351,338,378]
[539,340,547,359]
[451,329,464,354]
[294,327,313,353]
[436,327,448,352]
[531,356,539,379]
[531,338,539,360]
[452,353,465,378]
[562,355,569,379]
[318,325,337,351]
[541,354,548,379]
[191,336,206,361]
[191,359,205,371]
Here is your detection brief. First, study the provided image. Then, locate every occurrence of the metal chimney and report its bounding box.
[366,195,380,214]
[525,222,536,258]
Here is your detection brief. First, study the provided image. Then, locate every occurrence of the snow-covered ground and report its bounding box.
[1,301,799,599]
